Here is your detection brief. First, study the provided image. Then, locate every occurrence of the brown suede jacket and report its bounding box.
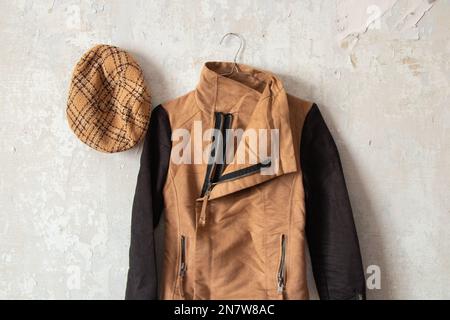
[125,62,365,300]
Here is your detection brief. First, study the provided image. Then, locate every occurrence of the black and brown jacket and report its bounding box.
[125,62,365,300]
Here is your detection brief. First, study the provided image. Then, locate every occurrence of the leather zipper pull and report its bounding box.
[277,234,287,294]
[199,189,211,226]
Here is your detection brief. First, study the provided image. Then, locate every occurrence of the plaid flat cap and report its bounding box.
[67,44,151,153]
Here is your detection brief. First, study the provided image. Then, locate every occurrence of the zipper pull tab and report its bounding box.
[277,277,285,293]
[199,189,211,226]
[179,262,186,276]
[277,234,286,294]
[179,235,187,276]
[178,236,187,298]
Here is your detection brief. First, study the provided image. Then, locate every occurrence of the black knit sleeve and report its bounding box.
[125,105,171,300]
[300,104,366,300]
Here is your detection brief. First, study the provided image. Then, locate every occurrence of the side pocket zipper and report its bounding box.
[277,234,287,293]
[178,235,187,298]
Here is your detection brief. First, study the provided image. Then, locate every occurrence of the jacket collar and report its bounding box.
[194,62,298,200]
[195,62,282,114]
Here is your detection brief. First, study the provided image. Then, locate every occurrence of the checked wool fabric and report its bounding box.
[67,44,151,153]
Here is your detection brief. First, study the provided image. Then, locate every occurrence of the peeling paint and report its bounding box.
[350,53,358,68]
[336,0,437,51]
[337,0,397,51]
[394,0,436,36]
[402,56,422,75]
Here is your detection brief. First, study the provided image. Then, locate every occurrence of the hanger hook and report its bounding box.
[219,32,245,76]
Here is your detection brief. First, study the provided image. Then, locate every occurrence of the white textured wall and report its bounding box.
[0,0,449,299]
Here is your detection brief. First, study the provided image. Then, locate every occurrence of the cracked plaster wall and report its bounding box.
[0,0,449,299]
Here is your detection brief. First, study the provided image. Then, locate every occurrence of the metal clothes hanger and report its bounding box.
[219,32,245,77]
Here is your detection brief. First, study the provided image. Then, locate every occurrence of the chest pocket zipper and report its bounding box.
[178,235,187,298]
[277,234,287,294]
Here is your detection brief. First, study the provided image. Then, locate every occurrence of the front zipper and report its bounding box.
[178,235,187,297]
[215,160,271,184]
[277,234,287,293]
[200,113,225,198]
[199,160,270,226]
[198,112,271,226]
[199,112,227,226]
[211,113,233,183]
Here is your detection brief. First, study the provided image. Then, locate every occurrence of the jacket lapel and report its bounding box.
[208,80,297,200]
[193,62,297,201]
